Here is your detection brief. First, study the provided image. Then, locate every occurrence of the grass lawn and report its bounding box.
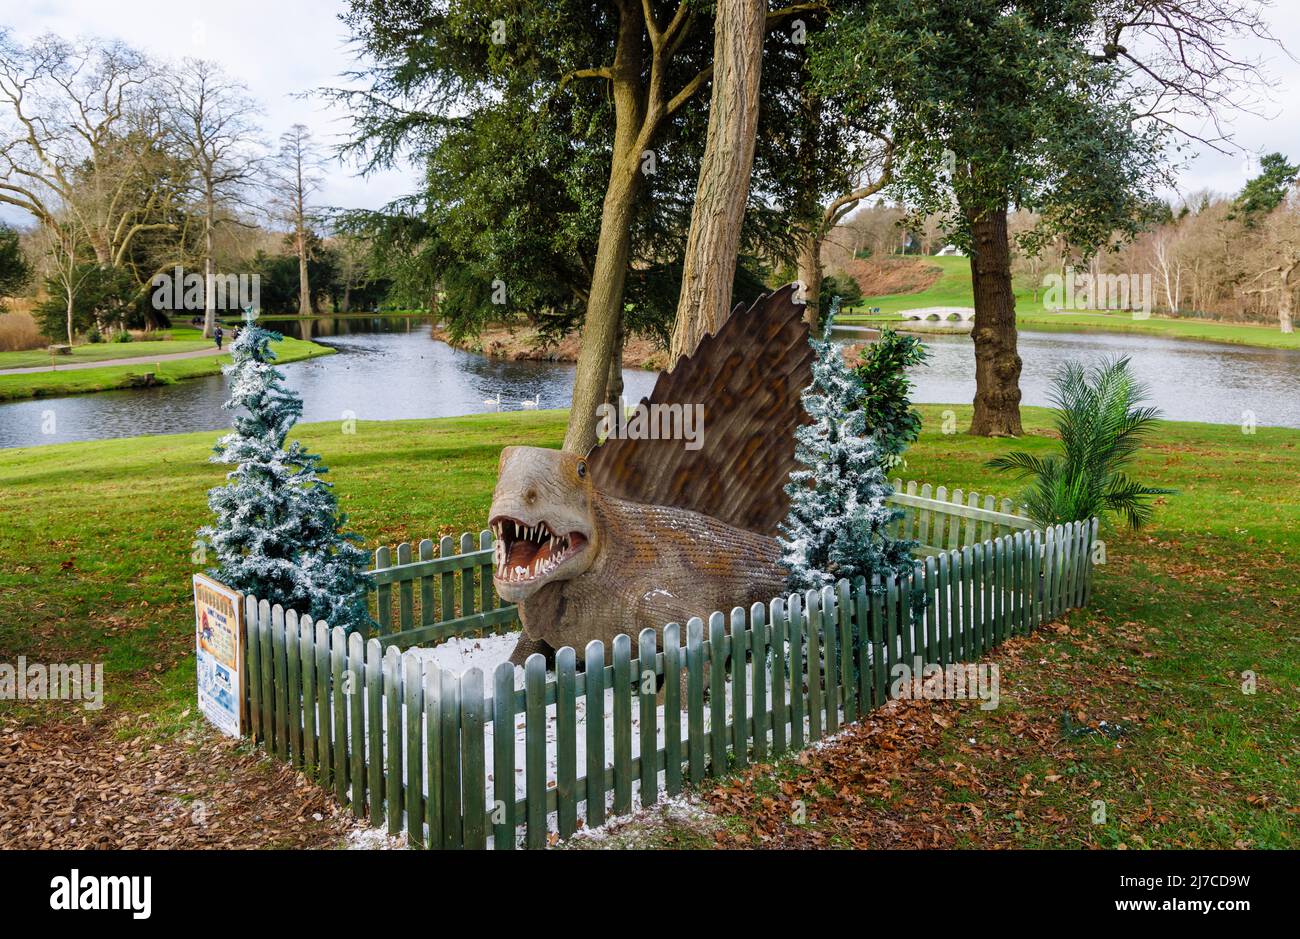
[839,255,1300,351]
[1,406,1296,847]
[0,326,214,370]
[0,331,333,401]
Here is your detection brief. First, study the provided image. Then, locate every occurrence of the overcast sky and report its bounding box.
[5,0,1300,228]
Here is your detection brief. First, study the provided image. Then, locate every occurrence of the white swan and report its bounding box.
[483,392,501,411]
[520,393,540,409]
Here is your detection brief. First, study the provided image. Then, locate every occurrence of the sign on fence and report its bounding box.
[193,574,244,737]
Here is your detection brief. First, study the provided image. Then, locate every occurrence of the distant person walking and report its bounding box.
[214,325,224,351]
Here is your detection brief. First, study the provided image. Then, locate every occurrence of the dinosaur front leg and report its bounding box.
[507,628,555,668]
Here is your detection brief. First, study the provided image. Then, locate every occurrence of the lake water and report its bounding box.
[1,316,1297,449]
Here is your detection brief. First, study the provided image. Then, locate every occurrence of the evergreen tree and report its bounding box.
[780,301,914,592]
[198,310,372,631]
[853,327,929,471]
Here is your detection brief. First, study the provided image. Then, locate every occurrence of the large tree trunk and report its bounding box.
[563,160,640,454]
[967,204,1023,437]
[1279,261,1297,334]
[605,314,625,409]
[297,229,312,316]
[668,0,765,364]
[563,11,646,456]
[796,231,822,328]
[203,189,216,337]
[65,282,75,346]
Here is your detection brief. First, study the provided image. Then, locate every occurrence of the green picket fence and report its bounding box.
[242,502,1099,849]
[360,478,1032,647]
[364,531,517,648]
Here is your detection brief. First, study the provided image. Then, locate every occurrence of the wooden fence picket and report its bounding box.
[685,622,705,785]
[750,603,768,762]
[424,669,443,848]
[637,629,659,806]
[585,641,608,828]
[492,660,515,848]
[663,623,683,795]
[769,599,788,756]
[348,632,366,817]
[439,667,462,848]
[730,607,749,766]
[382,645,400,835]
[406,655,426,847]
[366,639,383,826]
[557,646,578,834]
[788,594,804,751]
[459,666,484,850]
[524,654,547,849]
[612,634,633,816]
[707,612,727,773]
[332,627,349,803]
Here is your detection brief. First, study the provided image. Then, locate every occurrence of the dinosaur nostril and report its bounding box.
[525,488,537,504]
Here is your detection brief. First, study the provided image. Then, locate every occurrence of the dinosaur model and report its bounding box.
[489,284,814,666]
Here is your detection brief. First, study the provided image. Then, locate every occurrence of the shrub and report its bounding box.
[987,356,1174,530]
[822,273,863,308]
[853,327,929,470]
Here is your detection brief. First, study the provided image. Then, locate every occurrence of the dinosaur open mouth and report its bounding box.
[490,517,587,584]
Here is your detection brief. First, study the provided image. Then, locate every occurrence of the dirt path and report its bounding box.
[0,345,224,375]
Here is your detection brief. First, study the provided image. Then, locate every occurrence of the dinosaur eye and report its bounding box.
[576,460,587,479]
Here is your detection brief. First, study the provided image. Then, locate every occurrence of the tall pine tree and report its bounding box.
[198,310,372,631]
[780,301,913,592]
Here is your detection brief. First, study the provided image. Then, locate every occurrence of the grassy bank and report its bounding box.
[839,256,1300,351]
[0,327,214,370]
[0,332,333,401]
[1,407,1295,847]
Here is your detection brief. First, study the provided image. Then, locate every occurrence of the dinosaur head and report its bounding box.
[489,446,599,601]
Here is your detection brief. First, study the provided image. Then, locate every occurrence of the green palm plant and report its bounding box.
[987,356,1174,530]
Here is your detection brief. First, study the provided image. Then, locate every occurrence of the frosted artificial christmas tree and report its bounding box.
[198,309,372,632]
[779,300,913,592]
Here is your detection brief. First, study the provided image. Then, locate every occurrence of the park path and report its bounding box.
[0,344,224,375]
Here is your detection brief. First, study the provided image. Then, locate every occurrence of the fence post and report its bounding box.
[585,640,607,829]
[838,580,856,724]
[245,596,262,745]
[557,646,578,834]
[729,607,749,767]
[373,546,391,637]
[383,645,401,836]
[366,638,384,827]
[707,612,727,774]
[805,590,823,742]
[525,653,548,848]
[406,654,427,847]
[638,628,660,805]
[491,660,515,848]
[348,631,366,817]
[751,603,768,761]
[459,666,483,850]
[663,623,683,796]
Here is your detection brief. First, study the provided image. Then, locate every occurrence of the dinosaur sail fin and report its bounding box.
[587,284,813,536]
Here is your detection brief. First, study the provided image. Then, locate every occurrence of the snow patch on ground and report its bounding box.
[346,826,408,850]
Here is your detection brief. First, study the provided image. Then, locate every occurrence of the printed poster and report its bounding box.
[193,574,244,737]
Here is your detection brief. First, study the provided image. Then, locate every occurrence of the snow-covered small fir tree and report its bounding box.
[779,299,914,592]
[197,309,372,631]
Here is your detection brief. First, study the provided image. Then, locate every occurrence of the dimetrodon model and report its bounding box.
[488,285,814,665]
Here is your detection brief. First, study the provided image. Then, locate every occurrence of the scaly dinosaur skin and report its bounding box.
[489,447,786,665]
